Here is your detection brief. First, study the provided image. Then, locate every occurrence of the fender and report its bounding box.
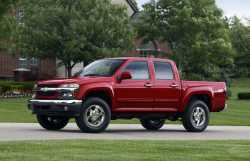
[179,86,214,112]
[76,82,115,106]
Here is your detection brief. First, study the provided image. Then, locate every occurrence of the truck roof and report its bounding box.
[107,57,174,63]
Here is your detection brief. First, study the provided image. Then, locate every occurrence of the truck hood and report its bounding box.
[38,77,112,86]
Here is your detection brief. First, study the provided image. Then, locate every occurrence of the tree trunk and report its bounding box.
[66,66,72,78]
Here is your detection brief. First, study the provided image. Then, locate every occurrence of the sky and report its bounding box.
[137,0,250,20]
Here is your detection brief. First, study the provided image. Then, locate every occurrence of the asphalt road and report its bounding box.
[0,123,250,141]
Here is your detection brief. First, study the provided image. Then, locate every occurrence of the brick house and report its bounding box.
[130,38,172,57]
[0,52,56,80]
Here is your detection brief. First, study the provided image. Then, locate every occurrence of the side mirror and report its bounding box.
[118,71,132,82]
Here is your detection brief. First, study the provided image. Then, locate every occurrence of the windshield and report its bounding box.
[79,59,125,77]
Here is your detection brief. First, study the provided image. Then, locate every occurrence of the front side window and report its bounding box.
[154,61,174,80]
[124,61,150,80]
[81,59,125,77]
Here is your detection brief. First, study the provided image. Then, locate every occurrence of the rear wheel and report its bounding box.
[36,115,69,130]
[140,118,165,130]
[75,97,111,133]
[182,100,209,132]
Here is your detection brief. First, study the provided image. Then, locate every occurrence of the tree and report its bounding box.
[0,0,16,18]
[135,0,234,80]
[0,0,16,49]
[229,17,250,77]
[13,0,134,77]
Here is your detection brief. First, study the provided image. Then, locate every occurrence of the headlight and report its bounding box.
[60,83,79,89]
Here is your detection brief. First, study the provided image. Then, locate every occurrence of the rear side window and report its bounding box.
[124,61,150,80]
[154,61,174,80]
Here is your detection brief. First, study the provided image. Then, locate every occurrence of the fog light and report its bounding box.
[62,93,73,97]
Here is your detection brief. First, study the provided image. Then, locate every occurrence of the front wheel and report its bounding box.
[36,115,69,130]
[75,97,111,133]
[182,100,209,132]
[140,118,165,130]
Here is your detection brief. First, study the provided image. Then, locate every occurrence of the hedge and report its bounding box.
[0,81,35,94]
[238,92,250,100]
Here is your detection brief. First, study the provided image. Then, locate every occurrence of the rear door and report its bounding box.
[114,60,154,110]
[152,61,181,111]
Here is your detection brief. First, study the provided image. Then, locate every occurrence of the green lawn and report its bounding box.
[0,140,249,161]
[0,98,35,123]
[0,78,249,125]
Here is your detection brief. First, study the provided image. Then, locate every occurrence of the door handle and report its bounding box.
[170,84,179,88]
[144,83,152,88]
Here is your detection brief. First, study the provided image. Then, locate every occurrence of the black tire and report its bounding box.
[182,100,209,132]
[36,115,69,130]
[75,97,111,133]
[140,118,165,130]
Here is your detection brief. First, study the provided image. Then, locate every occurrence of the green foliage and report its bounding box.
[229,17,250,77]
[0,0,16,49]
[0,0,16,18]
[12,0,135,77]
[135,0,234,80]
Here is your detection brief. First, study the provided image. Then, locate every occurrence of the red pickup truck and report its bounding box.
[28,57,227,133]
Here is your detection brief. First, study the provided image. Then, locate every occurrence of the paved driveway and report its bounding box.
[0,123,250,141]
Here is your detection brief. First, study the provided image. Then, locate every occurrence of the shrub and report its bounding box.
[0,83,11,93]
[238,92,250,100]
[0,81,35,94]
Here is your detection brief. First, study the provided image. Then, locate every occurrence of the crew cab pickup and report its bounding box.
[28,57,227,133]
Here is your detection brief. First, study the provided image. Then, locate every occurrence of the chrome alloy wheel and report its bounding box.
[191,106,206,127]
[84,104,105,128]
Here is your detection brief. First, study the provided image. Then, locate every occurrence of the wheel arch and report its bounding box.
[181,87,214,112]
[186,94,211,111]
[83,87,114,109]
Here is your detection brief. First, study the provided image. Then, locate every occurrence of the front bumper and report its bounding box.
[28,99,83,117]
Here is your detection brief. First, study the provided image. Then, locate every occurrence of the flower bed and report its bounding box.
[0,81,34,98]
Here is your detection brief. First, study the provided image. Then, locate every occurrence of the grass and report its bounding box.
[0,140,250,161]
[0,78,249,125]
[0,98,35,123]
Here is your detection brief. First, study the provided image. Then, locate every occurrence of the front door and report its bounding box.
[114,60,153,111]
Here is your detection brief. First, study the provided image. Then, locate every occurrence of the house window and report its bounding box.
[18,57,28,69]
[30,57,38,66]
